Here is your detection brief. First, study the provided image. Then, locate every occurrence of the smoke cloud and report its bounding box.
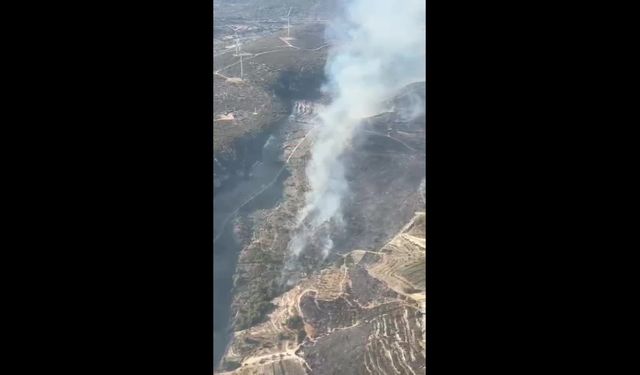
[284,0,426,277]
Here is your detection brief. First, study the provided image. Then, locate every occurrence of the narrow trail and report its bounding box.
[360,130,418,152]
[213,32,329,243]
[214,35,329,77]
[214,48,234,58]
[214,122,318,244]
[214,47,290,76]
[280,37,329,52]
[214,71,232,80]
[223,253,423,373]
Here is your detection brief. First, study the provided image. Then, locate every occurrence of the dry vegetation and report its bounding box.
[214,24,327,155]
[218,212,426,375]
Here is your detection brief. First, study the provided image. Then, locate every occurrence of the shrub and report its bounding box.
[297,329,307,343]
[285,315,304,330]
[220,360,241,371]
[345,254,354,266]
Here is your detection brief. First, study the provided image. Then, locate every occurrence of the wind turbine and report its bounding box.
[227,26,240,56]
[281,7,295,42]
[286,7,292,38]
[227,25,251,80]
[235,35,239,56]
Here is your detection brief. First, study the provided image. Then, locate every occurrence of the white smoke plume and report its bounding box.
[285,0,426,272]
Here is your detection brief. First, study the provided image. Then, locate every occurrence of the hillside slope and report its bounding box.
[216,82,426,374]
[218,211,426,375]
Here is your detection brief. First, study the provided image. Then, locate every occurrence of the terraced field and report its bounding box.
[369,213,427,295]
[219,212,426,375]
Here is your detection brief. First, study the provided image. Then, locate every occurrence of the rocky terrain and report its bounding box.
[213,22,327,189]
[214,3,426,373]
[214,19,333,367]
[214,82,426,373]
[214,0,338,23]
[217,210,426,375]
